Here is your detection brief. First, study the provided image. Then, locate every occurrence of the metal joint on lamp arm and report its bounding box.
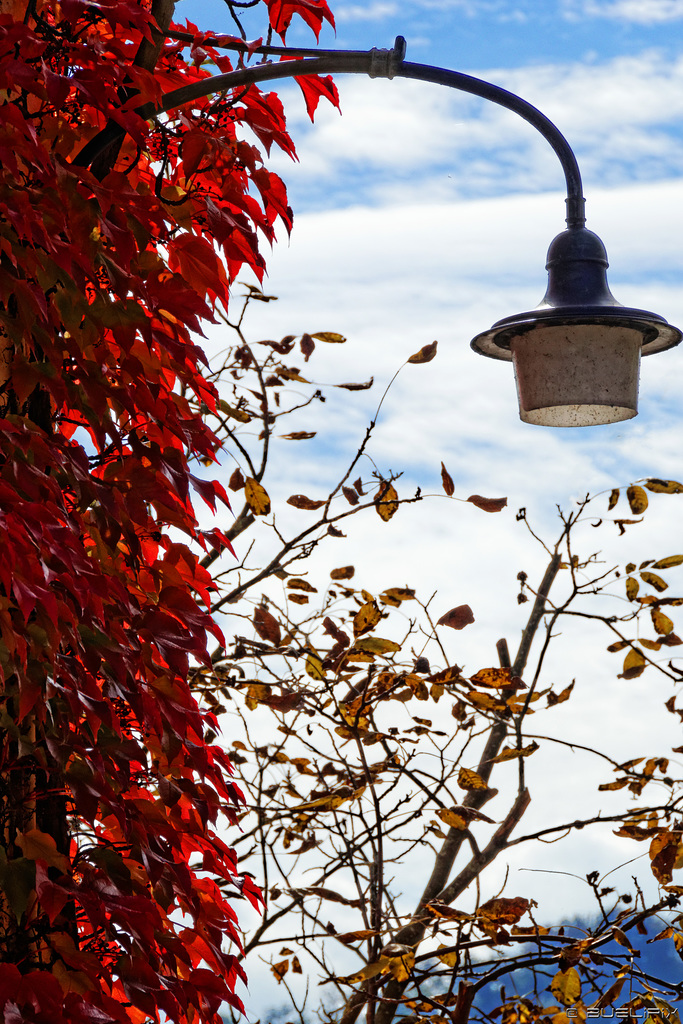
[83,34,682,428]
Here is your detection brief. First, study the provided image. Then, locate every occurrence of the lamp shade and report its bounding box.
[471,226,682,427]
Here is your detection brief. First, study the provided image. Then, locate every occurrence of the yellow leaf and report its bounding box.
[375,482,399,522]
[344,959,389,984]
[437,807,468,830]
[644,478,683,494]
[218,400,250,422]
[490,742,539,763]
[653,554,683,569]
[550,967,581,1006]
[305,653,325,680]
[436,945,459,968]
[311,331,346,343]
[353,601,381,637]
[625,577,639,600]
[353,637,401,656]
[244,477,271,516]
[620,647,646,679]
[608,488,619,510]
[457,767,488,791]
[627,485,649,514]
[466,691,507,713]
[652,608,674,635]
[388,950,414,981]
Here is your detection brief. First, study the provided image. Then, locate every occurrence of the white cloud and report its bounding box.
[335,1,399,22]
[568,0,683,22]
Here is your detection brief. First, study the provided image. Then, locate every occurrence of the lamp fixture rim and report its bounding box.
[471,308,683,362]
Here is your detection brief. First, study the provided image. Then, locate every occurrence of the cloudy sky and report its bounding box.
[183,0,683,1015]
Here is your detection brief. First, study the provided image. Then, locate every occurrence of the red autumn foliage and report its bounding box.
[0,0,338,1020]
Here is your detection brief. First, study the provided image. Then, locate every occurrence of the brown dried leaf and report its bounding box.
[330,566,355,580]
[336,378,374,391]
[608,488,620,510]
[547,681,574,706]
[627,485,649,514]
[287,579,318,592]
[287,494,326,510]
[407,340,438,364]
[253,606,281,646]
[271,959,289,983]
[437,605,474,630]
[335,929,378,945]
[650,831,682,885]
[641,571,668,592]
[244,477,271,516]
[467,494,507,513]
[381,587,415,606]
[280,431,317,440]
[342,486,359,506]
[626,577,639,601]
[440,462,455,497]
[300,333,315,361]
[302,886,365,908]
[479,897,531,925]
[288,593,309,605]
[228,467,245,491]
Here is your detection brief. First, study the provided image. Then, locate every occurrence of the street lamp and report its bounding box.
[86,35,682,427]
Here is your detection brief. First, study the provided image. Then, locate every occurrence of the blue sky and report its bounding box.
[174,1,683,1015]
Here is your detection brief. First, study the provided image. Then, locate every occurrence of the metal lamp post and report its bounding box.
[83,35,682,427]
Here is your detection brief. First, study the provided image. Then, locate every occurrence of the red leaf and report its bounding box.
[295,73,341,121]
